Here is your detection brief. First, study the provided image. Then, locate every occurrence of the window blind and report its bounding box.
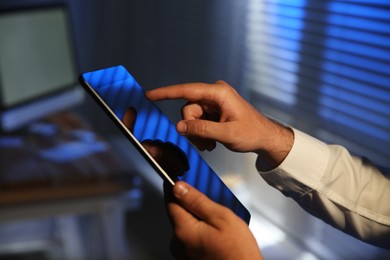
[244,0,390,166]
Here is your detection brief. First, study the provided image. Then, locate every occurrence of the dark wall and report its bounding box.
[67,0,161,85]
[66,0,165,131]
[67,0,247,87]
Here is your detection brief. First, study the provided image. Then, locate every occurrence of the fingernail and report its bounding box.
[177,121,187,134]
[174,182,188,197]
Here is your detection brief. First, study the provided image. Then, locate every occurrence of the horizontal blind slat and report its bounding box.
[245,0,390,166]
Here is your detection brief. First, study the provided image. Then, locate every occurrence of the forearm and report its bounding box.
[257,128,390,248]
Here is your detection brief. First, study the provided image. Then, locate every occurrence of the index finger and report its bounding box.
[145,82,223,103]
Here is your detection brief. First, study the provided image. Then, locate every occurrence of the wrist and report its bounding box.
[255,121,294,171]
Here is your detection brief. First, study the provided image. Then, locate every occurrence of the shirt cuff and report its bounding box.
[258,128,330,197]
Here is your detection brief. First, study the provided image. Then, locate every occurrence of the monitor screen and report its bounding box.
[0,5,83,131]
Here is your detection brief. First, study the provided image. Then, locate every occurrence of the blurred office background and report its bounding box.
[0,0,389,259]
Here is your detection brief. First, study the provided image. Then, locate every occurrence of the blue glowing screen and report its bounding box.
[80,65,251,223]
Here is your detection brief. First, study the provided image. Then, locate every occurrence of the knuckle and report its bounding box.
[189,193,206,213]
[193,121,207,136]
[180,102,192,116]
[214,80,232,90]
[214,81,238,98]
[215,80,227,85]
[181,102,203,119]
[214,207,236,225]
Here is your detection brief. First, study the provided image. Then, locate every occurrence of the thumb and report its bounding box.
[172,181,226,225]
[177,119,230,143]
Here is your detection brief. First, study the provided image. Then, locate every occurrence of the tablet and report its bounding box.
[79,65,251,223]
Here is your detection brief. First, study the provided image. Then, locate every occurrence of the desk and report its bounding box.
[0,189,142,260]
[0,112,143,259]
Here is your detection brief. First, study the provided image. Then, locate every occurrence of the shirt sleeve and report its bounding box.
[257,128,390,249]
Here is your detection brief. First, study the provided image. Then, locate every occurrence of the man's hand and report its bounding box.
[165,181,263,260]
[146,81,294,170]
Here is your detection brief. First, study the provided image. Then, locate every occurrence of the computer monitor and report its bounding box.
[0,4,83,132]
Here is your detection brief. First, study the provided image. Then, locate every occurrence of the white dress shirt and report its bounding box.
[257,128,390,249]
